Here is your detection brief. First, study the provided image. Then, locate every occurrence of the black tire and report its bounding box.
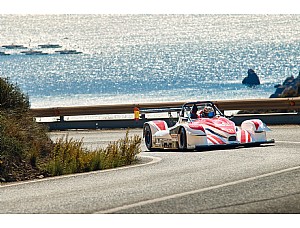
[144,124,153,151]
[178,127,187,151]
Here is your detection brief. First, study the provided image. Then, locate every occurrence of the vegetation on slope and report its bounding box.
[0,77,141,182]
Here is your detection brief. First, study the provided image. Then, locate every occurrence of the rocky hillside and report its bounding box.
[270,71,300,98]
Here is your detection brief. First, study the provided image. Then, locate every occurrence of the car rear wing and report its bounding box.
[140,107,182,114]
[139,107,182,119]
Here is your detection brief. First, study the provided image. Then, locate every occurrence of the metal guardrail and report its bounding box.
[30,98,300,118]
[30,98,300,130]
[44,113,300,130]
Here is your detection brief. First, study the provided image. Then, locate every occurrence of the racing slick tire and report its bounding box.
[144,124,153,151]
[178,127,187,151]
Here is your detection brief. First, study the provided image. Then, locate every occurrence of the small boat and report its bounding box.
[2,44,27,49]
[55,49,82,54]
[38,44,62,48]
[20,50,48,55]
[0,51,10,56]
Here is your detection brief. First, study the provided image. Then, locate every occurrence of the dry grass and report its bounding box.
[44,130,141,176]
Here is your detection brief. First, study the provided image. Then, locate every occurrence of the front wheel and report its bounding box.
[178,127,187,151]
[144,124,153,151]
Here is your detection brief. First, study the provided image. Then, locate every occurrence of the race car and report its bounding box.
[143,101,275,151]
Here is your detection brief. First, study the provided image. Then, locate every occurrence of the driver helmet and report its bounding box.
[203,106,215,118]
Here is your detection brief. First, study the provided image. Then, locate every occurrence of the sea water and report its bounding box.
[1,14,300,108]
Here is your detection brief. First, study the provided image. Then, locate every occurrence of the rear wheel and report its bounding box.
[144,125,153,151]
[178,127,187,151]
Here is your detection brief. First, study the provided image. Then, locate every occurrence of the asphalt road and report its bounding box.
[1,125,300,213]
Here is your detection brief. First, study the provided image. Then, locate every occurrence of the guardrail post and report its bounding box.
[140,113,146,119]
[59,116,64,122]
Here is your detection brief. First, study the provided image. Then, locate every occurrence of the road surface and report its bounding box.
[1,125,300,213]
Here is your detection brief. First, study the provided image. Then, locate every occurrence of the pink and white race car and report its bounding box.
[143,101,275,151]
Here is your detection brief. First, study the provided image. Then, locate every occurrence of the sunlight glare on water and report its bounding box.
[0,15,300,107]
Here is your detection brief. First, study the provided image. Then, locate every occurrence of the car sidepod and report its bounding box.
[143,120,177,149]
[236,127,253,144]
[184,123,208,149]
[241,119,271,143]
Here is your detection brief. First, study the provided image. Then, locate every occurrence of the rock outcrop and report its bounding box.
[242,69,260,87]
[270,71,300,98]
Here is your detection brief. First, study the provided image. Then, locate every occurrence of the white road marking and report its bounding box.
[95,165,300,214]
[276,141,300,144]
